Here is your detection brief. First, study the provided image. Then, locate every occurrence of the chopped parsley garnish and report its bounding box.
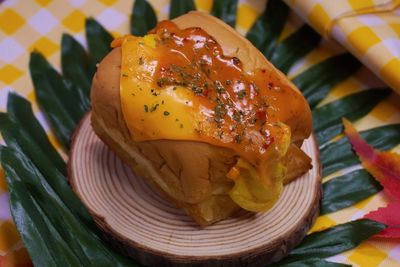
[163,111,170,116]
[191,86,203,95]
[237,90,246,99]
[214,81,225,93]
[235,134,242,144]
[150,104,159,112]
[214,102,227,123]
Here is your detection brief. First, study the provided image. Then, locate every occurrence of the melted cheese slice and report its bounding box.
[118,35,202,141]
[115,33,291,213]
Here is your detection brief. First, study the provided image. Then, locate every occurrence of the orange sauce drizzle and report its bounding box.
[147,21,299,164]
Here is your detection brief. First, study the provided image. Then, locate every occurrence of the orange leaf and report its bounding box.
[364,202,400,238]
[343,118,400,202]
[343,118,400,238]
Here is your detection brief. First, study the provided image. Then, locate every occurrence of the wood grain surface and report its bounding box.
[68,113,321,267]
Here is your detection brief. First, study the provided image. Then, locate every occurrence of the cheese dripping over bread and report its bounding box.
[107,14,312,215]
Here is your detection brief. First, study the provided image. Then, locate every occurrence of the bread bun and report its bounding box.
[91,11,312,226]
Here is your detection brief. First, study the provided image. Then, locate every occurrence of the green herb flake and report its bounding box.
[235,134,242,144]
[138,57,144,65]
[150,103,159,112]
[122,73,129,77]
[232,112,241,123]
[144,105,149,112]
[237,90,246,99]
[192,86,203,95]
[163,111,170,116]
[251,82,260,92]
[214,102,227,123]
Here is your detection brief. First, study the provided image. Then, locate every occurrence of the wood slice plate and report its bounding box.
[68,113,321,267]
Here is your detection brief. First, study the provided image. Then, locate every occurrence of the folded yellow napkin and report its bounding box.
[285,0,400,94]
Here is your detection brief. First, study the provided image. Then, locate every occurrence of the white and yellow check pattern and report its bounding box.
[284,0,400,99]
[0,0,399,266]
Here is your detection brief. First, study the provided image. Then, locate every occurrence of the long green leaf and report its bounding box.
[210,0,238,27]
[293,53,361,108]
[313,88,390,145]
[0,98,91,224]
[321,170,382,215]
[29,52,87,149]
[1,146,136,266]
[1,147,86,267]
[169,0,196,19]
[281,219,385,263]
[61,34,91,97]
[6,92,65,174]
[246,0,289,59]
[86,18,113,68]
[321,124,400,177]
[270,25,321,74]
[274,258,350,267]
[131,0,157,36]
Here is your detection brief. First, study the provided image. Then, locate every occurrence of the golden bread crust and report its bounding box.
[90,12,312,226]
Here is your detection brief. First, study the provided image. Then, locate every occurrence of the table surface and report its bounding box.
[0,0,399,266]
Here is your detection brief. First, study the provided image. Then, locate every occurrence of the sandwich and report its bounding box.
[90,11,312,226]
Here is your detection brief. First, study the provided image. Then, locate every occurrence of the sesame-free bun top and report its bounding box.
[90,11,312,226]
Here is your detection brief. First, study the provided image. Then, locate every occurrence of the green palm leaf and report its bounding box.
[6,93,65,173]
[86,18,113,68]
[130,0,157,36]
[2,1,398,266]
[277,219,385,264]
[270,25,321,74]
[211,0,238,27]
[321,124,400,176]
[274,259,351,267]
[246,0,289,59]
[61,34,92,97]
[293,53,361,108]
[169,0,196,19]
[0,93,91,223]
[3,170,78,267]
[29,52,86,149]
[1,147,135,267]
[321,170,382,215]
[313,88,390,144]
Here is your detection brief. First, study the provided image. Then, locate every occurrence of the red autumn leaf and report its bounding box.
[343,118,400,238]
[364,202,400,238]
[343,118,400,202]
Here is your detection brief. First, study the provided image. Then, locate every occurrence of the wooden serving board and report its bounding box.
[68,113,321,267]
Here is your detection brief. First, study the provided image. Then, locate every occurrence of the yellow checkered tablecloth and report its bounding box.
[0,0,399,266]
[284,0,400,97]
